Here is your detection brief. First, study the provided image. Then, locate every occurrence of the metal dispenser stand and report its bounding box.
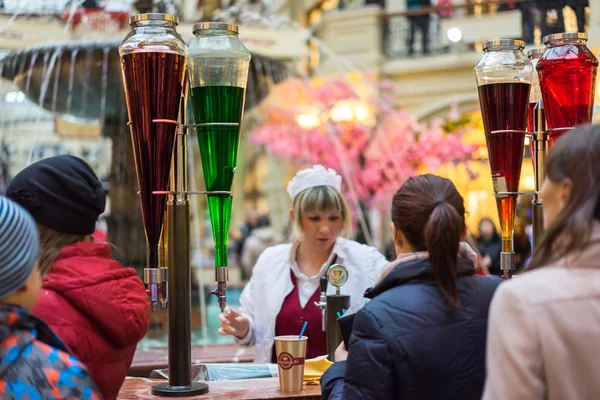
[528,124,574,249]
[138,112,236,396]
[528,102,548,250]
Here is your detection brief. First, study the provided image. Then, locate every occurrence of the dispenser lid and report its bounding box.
[527,48,545,58]
[543,32,587,44]
[129,13,179,25]
[482,39,525,51]
[193,22,239,34]
[327,264,349,288]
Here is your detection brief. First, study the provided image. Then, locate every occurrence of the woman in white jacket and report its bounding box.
[218,165,389,362]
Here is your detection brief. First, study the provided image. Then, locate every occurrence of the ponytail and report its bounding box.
[391,174,466,311]
[424,201,462,310]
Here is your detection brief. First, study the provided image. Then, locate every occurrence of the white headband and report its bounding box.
[286,165,343,201]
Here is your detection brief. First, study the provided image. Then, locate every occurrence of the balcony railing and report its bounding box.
[382,0,588,60]
[1,0,132,15]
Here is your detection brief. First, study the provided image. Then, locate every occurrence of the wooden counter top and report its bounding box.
[118,377,321,400]
[129,345,256,377]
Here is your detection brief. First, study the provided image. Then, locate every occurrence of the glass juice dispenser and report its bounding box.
[188,23,251,311]
[474,39,533,278]
[119,14,187,308]
[537,32,598,147]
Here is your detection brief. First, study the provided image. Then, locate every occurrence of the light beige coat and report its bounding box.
[483,222,600,400]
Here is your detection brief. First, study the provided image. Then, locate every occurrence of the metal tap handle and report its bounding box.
[212,268,229,313]
[315,276,328,331]
[320,276,328,294]
[159,267,168,308]
[211,282,228,313]
[143,268,160,311]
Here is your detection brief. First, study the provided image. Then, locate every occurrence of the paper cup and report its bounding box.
[275,335,307,392]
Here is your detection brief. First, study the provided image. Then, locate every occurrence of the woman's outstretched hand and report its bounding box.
[334,341,348,362]
[218,307,250,339]
[458,242,479,268]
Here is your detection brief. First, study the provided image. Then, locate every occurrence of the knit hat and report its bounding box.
[6,155,106,235]
[0,196,39,299]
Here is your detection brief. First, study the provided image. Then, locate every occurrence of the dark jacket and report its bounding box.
[0,303,102,399]
[321,258,502,400]
[33,242,150,400]
[477,232,503,276]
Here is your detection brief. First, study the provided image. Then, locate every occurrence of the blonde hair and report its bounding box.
[291,186,352,241]
[36,224,91,276]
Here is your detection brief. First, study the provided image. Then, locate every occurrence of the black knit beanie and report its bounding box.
[6,155,106,235]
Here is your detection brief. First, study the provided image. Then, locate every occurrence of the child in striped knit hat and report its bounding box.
[0,196,102,399]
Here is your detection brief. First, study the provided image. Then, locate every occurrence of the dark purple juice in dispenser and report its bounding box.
[119,14,187,269]
[121,50,185,267]
[537,33,598,147]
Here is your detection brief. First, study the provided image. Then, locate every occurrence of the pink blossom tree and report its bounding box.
[249,73,476,211]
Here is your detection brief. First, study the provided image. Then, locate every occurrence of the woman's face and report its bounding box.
[541,177,571,227]
[479,220,495,239]
[300,209,343,252]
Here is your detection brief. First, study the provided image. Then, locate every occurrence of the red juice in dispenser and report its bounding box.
[537,33,598,146]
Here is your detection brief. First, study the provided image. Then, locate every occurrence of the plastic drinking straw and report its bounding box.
[336,312,342,319]
[299,321,308,339]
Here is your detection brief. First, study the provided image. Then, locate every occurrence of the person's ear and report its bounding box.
[460,226,467,242]
[289,208,294,222]
[391,222,402,248]
[558,179,573,210]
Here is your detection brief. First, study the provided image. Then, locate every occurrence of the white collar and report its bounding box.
[288,238,345,280]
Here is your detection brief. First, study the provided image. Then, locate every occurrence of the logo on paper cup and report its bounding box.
[277,352,305,370]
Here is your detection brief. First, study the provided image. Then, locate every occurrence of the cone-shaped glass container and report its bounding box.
[119,14,187,269]
[188,23,251,270]
[537,32,598,147]
[474,39,532,262]
[527,48,546,174]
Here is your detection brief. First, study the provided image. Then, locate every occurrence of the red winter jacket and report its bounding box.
[32,242,150,400]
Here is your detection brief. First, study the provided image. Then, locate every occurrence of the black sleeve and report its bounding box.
[321,361,346,400]
[321,308,395,400]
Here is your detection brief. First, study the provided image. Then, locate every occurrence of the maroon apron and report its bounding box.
[272,272,327,362]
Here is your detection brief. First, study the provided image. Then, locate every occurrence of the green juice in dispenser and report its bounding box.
[190,85,245,267]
